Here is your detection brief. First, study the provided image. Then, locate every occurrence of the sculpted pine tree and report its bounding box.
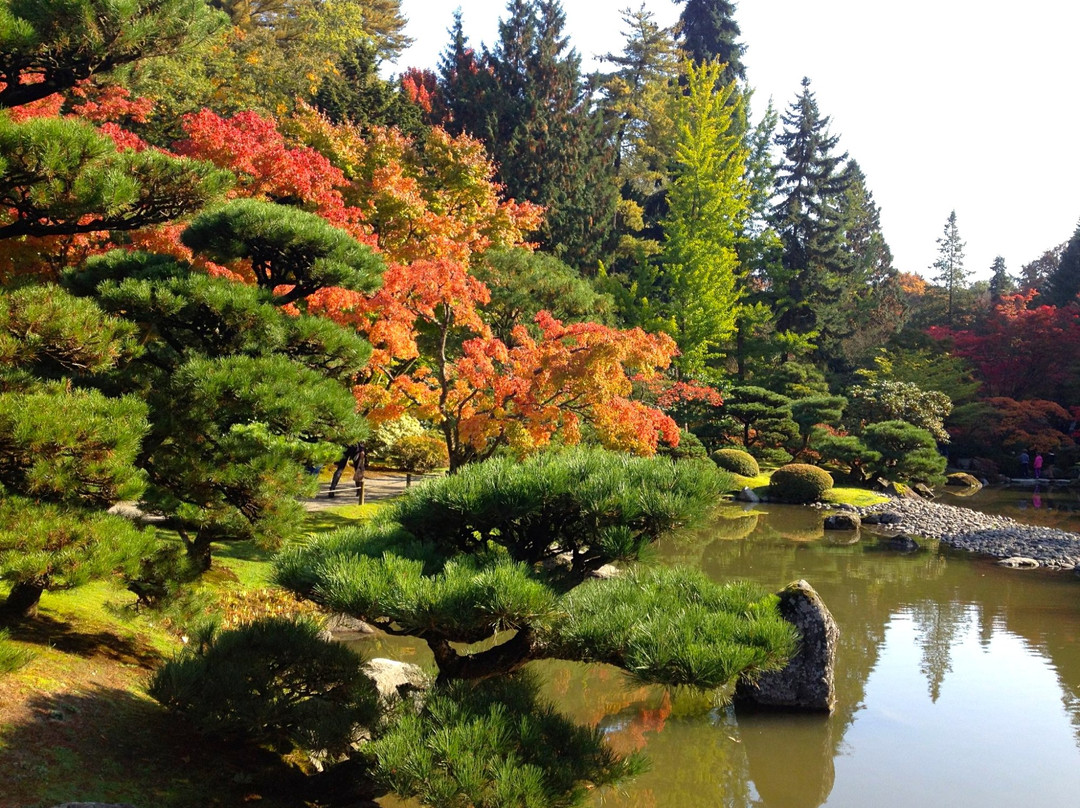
[65,231,379,571]
[0,0,223,108]
[277,448,796,684]
[0,286,152,619]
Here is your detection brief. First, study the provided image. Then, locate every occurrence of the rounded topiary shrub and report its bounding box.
[710,448,760,478]
[769,463,833,504]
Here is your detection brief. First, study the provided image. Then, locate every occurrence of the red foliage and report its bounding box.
[930,292,1080,401]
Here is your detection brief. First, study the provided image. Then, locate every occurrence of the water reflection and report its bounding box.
[562,503,1080,807]
[356,503,1080,808]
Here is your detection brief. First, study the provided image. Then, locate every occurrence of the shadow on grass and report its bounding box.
[211,539,274,563]
[7,614,161,668]
[305,509,369,535]
[0,686,321,808]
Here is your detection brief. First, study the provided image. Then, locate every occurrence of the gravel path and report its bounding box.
[854,496,1080,570]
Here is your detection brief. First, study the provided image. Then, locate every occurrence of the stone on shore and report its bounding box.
[946,472,982,489]
[823,512,860,531]
[734,580,838,713]
[736,486,761,503]
[998,556,1040,569]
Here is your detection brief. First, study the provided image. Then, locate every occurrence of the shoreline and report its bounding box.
[854,495,1080,570]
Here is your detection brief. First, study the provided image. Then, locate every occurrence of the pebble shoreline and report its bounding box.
[851,496,1080,570]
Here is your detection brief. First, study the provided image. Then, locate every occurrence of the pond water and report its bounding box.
[362,500,1080,808]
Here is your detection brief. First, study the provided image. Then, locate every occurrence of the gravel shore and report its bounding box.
[853,496,1080,570]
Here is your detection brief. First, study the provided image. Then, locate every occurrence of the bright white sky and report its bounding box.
[389,1,1080,281]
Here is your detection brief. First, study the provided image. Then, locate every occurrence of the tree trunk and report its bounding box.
[185,536,213,572]
[429,628,537,685]
[2,581,45,620]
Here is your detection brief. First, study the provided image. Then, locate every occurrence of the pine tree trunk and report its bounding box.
[2,581,45,620]
[185,536,213,572]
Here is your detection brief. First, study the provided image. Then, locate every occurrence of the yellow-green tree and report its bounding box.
[660,59,749,376]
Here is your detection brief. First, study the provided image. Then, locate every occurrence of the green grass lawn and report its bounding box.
[0,503,379,808]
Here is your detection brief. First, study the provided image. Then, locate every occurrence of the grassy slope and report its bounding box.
[0,504,379,808]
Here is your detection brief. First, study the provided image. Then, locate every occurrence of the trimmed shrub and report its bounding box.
[711,448,759,477]
[769,463,833,504]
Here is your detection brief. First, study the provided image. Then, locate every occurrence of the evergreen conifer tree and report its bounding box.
[988,255,1015,302]
[930,210,968,325]
[673,0,746,82]
[438,0,618,271]
[769,78,850,351]
[1043,220,1080,307]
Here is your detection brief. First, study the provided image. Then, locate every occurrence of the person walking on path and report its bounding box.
[1033,453,1044,479]
[329,443,364,496]
[1019,450,1030,477]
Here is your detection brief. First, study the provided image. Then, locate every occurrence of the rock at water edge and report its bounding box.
[734,580,838,713]
[823,512,861,531]
[362,658,431,704]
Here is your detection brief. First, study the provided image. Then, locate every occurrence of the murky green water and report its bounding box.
[362,501,1080,808]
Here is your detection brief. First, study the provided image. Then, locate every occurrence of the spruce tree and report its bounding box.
[1043,220,1080,307]
[673,0,746,82]
[438,0,618,271]
[988,255,1015,302]
[769,78,850,351]
[930,209,968,325]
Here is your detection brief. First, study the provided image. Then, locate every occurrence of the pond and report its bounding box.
[362,500,1080,808]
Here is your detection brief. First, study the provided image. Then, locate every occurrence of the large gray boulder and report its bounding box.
[734,580,838,713]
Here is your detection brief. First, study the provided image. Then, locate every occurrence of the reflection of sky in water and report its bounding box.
[828,611,1080,808]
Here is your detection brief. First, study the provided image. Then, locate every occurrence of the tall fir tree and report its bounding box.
[833,159,904,363]
[673,0,746,82]
[1043,220,1080,307]
[438,0,618,271]
[769,78,850,354]
[988,255,1015,302]
[930,210,968,325]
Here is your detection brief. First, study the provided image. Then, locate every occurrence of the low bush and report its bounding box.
[148,617,379,755]
[769,463,834,504]
[710,448,759,477]
[0,629,34,675]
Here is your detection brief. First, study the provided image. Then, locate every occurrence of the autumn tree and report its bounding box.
[930,210,968,326]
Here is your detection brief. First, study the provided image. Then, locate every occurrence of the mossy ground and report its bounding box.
[0,504,379,808]
[727,470,887,508]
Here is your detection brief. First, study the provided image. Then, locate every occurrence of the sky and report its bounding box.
[388,1,1080,281]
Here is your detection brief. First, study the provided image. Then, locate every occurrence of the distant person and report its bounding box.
[1033,453,1044,479]
[1019,450,1030,477]
[328,443,363,497]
